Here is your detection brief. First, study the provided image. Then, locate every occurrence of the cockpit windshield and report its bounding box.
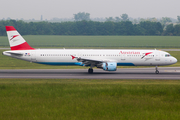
[165,54,171,57]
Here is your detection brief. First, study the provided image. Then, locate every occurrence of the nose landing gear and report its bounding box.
[155,66,159,74]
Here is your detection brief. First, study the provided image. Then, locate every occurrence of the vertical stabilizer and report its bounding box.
[5,26,34,50]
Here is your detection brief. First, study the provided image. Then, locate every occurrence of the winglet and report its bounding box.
[5,26,35,50]
[71,55,76,60]
[145,52,152,56]
[141,52,153,59]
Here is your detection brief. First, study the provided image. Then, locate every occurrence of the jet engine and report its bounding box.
[102,62,117,71]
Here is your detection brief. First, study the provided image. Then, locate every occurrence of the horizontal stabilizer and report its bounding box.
[3,51,23,57]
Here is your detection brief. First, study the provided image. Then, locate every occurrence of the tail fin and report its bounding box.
[5,26,34,50]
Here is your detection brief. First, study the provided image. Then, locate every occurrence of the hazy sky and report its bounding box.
[1,0,180,20]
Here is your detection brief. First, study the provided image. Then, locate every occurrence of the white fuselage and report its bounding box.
[3,49,177,67]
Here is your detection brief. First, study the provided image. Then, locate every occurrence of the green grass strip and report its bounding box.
[1,35,180,48]
[0,79,180,120]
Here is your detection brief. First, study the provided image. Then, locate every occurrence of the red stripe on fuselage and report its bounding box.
[6,26,16,31]
[11,42,35,50]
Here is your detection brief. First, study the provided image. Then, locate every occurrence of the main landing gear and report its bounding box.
[155,66,159,74]
[88,68,93,74]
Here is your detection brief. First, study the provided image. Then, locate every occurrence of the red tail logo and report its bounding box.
[10,35,19,40]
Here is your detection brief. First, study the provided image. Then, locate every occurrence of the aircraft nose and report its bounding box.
[172,57,177,64]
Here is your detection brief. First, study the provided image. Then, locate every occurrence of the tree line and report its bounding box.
[0,20,180,36]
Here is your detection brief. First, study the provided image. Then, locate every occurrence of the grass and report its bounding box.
[0,35,180,48]
[0,79,180,120]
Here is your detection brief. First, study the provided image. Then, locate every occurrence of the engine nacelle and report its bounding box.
[102,62,117,71]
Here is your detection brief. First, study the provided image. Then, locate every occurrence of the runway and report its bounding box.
[0,67,180,79]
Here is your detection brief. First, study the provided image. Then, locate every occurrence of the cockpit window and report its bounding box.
[165,54,171,57]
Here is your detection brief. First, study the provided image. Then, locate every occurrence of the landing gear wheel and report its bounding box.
[88,68,93,74]
[155,70,159,74]
[155,66,159,74]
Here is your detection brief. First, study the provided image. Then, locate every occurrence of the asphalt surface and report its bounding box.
[0,67,180,79]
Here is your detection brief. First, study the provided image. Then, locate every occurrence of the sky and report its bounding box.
[1,0,180,20]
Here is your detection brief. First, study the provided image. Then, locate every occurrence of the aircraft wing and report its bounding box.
[71,55,112,66]
[77,57,103,66]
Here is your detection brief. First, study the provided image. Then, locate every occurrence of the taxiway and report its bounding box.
[0,67,179,79]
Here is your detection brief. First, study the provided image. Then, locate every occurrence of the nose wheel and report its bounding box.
[155,66,159,74]
[155,70,159,74]
[88,68,93,74]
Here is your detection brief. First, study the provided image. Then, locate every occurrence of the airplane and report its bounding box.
[3,26,177,74]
